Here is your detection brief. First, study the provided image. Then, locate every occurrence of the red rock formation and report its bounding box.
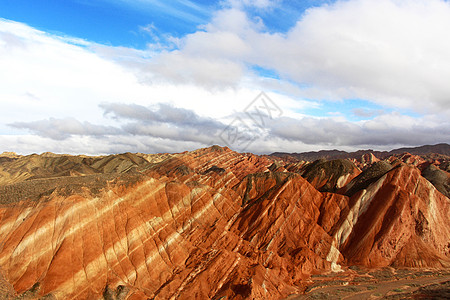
[336,165,450,268]
[388,152,427,168]
[360,152,380,165]
[284,161,308,173]
[353,152,380,169]
[0,146,448,299]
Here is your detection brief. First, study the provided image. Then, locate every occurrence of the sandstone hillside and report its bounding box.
[0,146,448,299]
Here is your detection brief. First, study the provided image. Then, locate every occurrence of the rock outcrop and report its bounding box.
[340,161,393,196]
[0,146,448,299]
[421,164,450,198]
[297,159,361,192]
[335,165,450,269]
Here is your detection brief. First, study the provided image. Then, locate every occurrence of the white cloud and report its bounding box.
[141,0,450,115]
[0,19,143,125]
[9,102,449,154]
[0,134,206,155]
[0,19,262,125]
[1,0,450,155]
[268,112,450,148]
[10,118,122,140]
[271,0,450,113]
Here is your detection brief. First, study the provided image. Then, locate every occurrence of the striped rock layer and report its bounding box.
[0,146,448,299]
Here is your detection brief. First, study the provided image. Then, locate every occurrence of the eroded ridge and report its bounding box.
[0,146,448,299]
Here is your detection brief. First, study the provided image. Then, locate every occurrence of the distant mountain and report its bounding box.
[389,143,450,155]
[270,143,450,161]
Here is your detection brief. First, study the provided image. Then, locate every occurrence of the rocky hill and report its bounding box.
[0,146,448,299]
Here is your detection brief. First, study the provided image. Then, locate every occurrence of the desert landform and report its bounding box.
[0,144,449,299]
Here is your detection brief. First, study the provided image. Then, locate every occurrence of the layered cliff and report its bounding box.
[0,146,448,299]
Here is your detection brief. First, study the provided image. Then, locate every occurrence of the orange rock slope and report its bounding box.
[0,146,448,299]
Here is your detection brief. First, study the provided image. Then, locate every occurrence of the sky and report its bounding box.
[0,0,449,155]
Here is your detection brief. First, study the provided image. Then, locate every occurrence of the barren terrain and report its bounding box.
[0,145,448,299]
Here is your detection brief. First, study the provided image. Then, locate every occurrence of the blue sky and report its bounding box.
[0,0,208,47]
[0,0,449,154]
[0,0,332,47]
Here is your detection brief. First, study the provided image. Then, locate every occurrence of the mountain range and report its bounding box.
[271,143,450,162]
[0,145,448,299]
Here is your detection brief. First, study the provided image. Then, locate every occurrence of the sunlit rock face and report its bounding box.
[0,146,448,299]
[338,165,450,268]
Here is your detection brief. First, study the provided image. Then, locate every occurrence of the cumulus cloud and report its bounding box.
[11,101,449,154]
[138,8,254,87]
[0,31,27,52]
[8,101,270,152]
[100,103,230,144]
[141,0,450,114]
[9,118,122,140]
[8,103,231,144]
[1,0,450,155]
[268,113,450,147]
[0,18,150,125]
[101,103,225,131]
[0,134,207,155]
[268,0,450,113]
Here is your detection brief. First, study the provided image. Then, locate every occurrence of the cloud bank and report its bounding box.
[8,103,450,154]
[145,0,450,114]
[1,0,450,155]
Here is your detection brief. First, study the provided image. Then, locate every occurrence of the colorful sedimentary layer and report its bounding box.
[0,146,448,299]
